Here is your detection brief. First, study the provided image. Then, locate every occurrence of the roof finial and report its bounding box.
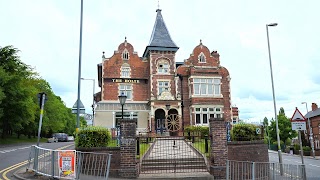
[200,39,202,45]
[102,51,105,59]
[158,0,160,9]
[124,36,127,46]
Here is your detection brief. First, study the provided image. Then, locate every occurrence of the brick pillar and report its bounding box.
[119,119,138,178]
[209,118,227,179]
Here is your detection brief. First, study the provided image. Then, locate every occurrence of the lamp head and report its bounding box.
[301,102,306,105]
[118,92,127,105]
[267,23,278,27]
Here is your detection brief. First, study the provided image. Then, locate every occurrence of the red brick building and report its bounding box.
[305,103,320,150]
[95,9,232,136]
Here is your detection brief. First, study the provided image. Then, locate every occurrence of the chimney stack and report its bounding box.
[311,103,318,111]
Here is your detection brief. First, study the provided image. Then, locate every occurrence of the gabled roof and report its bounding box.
[305,108,320,118]
[143,9,179,57]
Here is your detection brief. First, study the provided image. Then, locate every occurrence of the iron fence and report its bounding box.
[27,145,112,179]
[226,160,306,180]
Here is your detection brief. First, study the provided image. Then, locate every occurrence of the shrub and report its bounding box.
[184,125,209,137]
[231,123,261,141]
[75,126,111,148]
[303,146,311,151]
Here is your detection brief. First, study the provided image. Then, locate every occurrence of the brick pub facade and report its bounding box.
[95,9,232,136]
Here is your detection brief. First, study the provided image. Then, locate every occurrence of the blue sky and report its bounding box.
[1,0,319,123]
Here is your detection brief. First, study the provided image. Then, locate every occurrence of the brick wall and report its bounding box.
[209,118,227,179]
[227,140,269,162]
[119,119,138,178]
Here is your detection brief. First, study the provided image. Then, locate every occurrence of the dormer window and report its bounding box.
[198,53,206,63]
[122,49,129,60]
[157,60,169,74]
[121,64,130,78]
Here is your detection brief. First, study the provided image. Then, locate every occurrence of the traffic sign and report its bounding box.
[290,107,306,122]
[292,122,306,130]
[256,128,261,134]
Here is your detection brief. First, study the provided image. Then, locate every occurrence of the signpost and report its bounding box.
[290,107,307,165]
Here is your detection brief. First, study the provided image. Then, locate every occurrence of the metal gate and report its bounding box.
[137,133,210,174]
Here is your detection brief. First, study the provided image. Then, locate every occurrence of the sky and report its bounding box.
[1,0,319,123]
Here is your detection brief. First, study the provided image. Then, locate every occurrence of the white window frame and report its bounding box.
[194,107,223,126]
[157,60,170,74]
[119,84,132,100]
[158,80,170,95]
[198,52,206,63]
[121,66,131,78]
[193,78,221,96]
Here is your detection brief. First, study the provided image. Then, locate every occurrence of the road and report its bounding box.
[269,151,320,179]
[0,141,74,180]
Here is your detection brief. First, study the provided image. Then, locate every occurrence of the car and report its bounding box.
[47,137,58,143]
[67,136,74,141]
[52,133,68,142]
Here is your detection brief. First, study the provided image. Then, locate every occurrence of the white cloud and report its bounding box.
[0,0,319,121]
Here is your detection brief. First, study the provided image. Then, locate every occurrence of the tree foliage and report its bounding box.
[268,107,297,145]
[0,45,78,139]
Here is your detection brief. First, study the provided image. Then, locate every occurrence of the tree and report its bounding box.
[269,107,297,146]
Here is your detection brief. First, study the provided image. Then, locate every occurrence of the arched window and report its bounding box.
[157,60,169,74]
[122,49,129,60]
[198,52,206,63]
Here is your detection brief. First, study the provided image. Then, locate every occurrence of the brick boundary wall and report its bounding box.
[228,140,269,162]
[209,118,227,179]
[119,119,139,178]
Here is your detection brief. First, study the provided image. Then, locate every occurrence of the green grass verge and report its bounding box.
[0,135,47,145]
[192,139,210,157]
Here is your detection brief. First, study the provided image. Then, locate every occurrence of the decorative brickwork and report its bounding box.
[119,119,138,178]
[209,118,227,179]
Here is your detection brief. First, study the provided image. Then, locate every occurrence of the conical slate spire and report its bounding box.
[148,9,178,48]
[143,9,179,57]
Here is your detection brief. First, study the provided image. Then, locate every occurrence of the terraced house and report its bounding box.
[94,9,232,136]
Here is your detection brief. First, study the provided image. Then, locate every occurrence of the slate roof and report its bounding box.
[148,9,178,48]
[305,108,320,118]
[143,9,179,57]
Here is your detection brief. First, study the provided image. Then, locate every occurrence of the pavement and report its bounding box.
[268,149,320,160]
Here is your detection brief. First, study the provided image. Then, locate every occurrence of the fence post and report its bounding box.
[51,150,55,178]
[76,152,82,180]
[105,154,112,180]
[204,136,208,153]
[34,147,39,172]
[302,165,307,180]
[136,138,140,156]
[252,162,255,180]
[226,160,229,180]
[272,163,275,180]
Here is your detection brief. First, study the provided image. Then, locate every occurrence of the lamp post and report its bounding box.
[118,93,127,120]
[81,78,95,125]
[266,23,283,165]
[76,0,84,131]
[302,102,315,158]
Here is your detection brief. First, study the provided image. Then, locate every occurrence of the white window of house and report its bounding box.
[193,78,221,96]
[198,52,206,63]
[158,81,170,95]
[195,107,223,125]
[121,66,131,78]
[119,84,132,100]
[157,60,169,74]
[122,49,129,60]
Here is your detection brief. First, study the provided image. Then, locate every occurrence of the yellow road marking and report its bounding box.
[1,143,74,179]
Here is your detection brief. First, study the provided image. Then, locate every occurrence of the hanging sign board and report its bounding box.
[290,107,306,131]
[58,150,76,179]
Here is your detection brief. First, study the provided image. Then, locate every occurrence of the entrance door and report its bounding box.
[155,109,166,134]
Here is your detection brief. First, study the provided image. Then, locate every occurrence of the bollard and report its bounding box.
[205,136,208,153]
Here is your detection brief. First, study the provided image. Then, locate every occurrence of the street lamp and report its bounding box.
[118,93,127,120]
[81,78,95,125]
[266,23,283,165]
[302,102,315,158]
[76,0,84,131]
